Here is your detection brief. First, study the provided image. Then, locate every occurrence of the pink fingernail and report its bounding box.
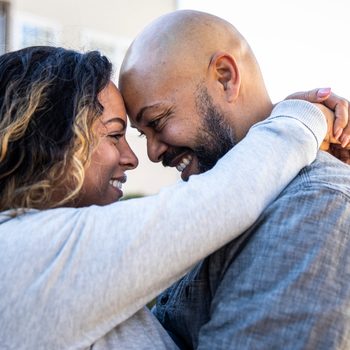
[317,87,331,98]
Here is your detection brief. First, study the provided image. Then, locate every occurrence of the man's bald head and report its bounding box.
[120,10,250,81]
[119,10,273,178]
[120,10,263,92]
[119,10,271,129]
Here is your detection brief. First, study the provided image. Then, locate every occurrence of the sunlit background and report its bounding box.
[1,0,349,196]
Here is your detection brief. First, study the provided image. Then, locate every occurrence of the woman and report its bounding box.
[0,46,343,349]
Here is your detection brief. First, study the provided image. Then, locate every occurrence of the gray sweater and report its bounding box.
[0,100,326,349]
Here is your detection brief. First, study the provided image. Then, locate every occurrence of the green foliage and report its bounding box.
[121,193,145,200]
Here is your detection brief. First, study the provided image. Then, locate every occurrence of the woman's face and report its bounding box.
[76,82,138,207]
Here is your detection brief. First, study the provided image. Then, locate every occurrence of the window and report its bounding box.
[20,23,57,47]
[0,1,9,54]
[80,29,131,76]
[12,13,61,50]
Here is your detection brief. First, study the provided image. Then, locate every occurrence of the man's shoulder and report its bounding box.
[204,152,350,271]
[208,152,350,287]
[282,151,350,198]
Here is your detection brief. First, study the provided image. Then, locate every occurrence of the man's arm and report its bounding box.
[196,162,350,349]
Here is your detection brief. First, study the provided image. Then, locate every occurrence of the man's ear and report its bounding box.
[209,51,240,103]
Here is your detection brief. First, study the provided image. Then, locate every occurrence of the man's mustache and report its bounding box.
[162,147,191,167]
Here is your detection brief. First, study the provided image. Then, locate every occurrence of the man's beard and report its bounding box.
[162,86,236,176]
[194,86,236,173]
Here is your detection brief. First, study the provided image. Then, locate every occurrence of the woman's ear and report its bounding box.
[209,51,240,103]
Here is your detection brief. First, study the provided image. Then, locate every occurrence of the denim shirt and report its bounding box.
[153,152,350,350]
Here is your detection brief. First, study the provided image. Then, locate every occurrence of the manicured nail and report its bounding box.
[317,87,331,98]
[334,128,343,140]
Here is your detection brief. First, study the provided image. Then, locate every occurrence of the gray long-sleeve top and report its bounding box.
[0,100,326,349]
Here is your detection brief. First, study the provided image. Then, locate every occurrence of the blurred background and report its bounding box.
[1,0,349,196]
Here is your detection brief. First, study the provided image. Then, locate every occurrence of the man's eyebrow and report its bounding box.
[103,117,126,131]
[135,103,164,124]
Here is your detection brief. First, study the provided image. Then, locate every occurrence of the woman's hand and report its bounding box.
[285,88,350,163]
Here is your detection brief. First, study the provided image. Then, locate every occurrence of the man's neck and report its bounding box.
[230,98,274,142]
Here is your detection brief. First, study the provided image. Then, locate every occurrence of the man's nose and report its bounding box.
[147,136,168,163]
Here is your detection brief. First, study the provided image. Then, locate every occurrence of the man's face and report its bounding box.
[124,80,236,181]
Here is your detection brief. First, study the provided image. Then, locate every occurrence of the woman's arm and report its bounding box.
[2,100,326,347]
[57,100,325,332]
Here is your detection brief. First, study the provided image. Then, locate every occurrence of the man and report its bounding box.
[119,10,350,349]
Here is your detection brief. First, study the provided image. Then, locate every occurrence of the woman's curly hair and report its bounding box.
[0,46,113,213]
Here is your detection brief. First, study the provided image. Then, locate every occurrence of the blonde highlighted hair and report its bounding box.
[0,46,112,213]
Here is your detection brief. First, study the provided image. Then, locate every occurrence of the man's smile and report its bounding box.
[164,150,197,180]
[175,154,192,172]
